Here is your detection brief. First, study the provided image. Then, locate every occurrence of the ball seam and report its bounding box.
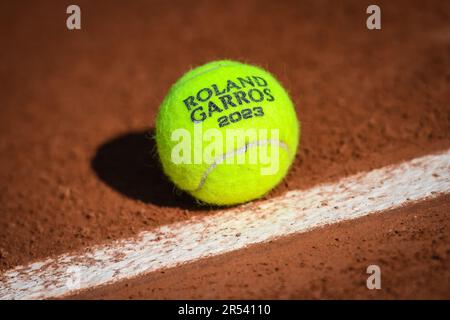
[192,139,290,192]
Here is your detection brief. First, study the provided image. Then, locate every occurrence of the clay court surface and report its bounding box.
[0,0,449,299]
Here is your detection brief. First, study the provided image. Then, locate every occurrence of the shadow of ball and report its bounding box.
[91,129,203,210]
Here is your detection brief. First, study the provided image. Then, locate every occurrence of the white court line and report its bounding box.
[1,150,449,299]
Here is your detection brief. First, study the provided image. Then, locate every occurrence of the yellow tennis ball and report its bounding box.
[155,60,300,205]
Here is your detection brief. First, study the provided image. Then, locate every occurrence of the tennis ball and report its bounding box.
[155,60,300,205]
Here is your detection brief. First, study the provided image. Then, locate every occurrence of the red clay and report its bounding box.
[72,194,450,299]
[0,0,449,298]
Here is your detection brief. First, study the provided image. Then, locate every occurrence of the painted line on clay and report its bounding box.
[1,149,449,299]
